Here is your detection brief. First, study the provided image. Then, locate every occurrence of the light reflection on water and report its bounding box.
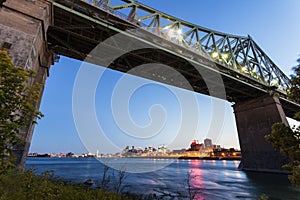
[26,158,300,200]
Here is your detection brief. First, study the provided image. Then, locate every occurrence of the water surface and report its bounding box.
[26,157,300,200]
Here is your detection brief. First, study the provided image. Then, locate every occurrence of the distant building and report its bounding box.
[188,140,203,151]
[28,152,38,157]
[172,149,186,154]
[210,148,241,159]
[86,152,95,157]
[123,146,130,153]
[66,152,74,157]
[158,146,169,154]
[204,138,212,148]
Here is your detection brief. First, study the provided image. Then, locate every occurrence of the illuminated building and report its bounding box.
[204,138,213,149]
[188,140,203,151]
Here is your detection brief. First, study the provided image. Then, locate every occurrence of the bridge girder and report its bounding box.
[48,0,299,117]
[84,0,291,93]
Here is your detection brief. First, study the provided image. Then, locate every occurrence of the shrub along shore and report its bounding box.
[0,169,162,200]
[0,169,125,200]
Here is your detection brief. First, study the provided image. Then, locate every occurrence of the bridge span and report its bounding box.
[0,0,299,172]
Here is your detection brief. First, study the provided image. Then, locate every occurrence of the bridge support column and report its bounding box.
[0,0,53,169]
[233,94,290,173]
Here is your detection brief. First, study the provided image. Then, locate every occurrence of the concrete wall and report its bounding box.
[0,0,53,168]
[233,94,290,173]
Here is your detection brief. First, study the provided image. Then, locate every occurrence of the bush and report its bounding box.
[0,50,43,173]
[0,169,134,200]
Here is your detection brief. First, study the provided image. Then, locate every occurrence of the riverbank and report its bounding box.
[0,169,134,200]
[0,168,192,200]
[28,155,241,160]
[178,156,241,160]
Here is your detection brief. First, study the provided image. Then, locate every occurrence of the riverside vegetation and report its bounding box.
[265,58,300,186]
[0,169,130,200]
[0,50,43,173]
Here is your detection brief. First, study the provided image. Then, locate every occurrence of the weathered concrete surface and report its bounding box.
[233,94,290,173]
[0,0,53,169]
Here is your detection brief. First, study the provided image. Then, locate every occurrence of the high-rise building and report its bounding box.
[204,138,212,148]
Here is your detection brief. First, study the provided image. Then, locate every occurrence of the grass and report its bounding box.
[0,169,134,200]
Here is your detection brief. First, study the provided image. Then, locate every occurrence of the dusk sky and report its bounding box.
[29,0,300,154]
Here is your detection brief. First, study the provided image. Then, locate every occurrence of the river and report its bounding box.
[25,157,300,200]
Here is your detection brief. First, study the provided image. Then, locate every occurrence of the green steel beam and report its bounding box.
[52,1,273,96]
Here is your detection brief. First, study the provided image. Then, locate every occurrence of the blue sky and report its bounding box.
[29,0,300,154]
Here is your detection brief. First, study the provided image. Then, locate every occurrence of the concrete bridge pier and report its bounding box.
[233,94,290,173]
[0,0,53,169]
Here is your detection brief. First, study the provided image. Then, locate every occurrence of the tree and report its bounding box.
[265,58,300,186]
[0,50,43,174]
[0,0,7,8]
[288,58,300,104]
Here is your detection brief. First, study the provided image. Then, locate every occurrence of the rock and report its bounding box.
[84,179,94,186]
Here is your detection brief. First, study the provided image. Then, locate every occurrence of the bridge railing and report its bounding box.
[82,0,291,93]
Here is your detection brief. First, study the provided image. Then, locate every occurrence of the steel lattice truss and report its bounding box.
[85,0,291,93]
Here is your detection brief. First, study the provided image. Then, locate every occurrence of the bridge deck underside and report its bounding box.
[48,0,299,118]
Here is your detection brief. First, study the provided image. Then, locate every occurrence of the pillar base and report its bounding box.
[233,94,290,173]
[0,0,53,169]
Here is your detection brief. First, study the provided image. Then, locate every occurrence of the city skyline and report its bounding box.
[29,137,236,155]
[29,0,300,154]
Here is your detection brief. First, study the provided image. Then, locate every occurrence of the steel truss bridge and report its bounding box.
[48,0,299,117]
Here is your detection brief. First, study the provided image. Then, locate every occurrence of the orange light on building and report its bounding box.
[233,152,237,156]
[221,152,225,156]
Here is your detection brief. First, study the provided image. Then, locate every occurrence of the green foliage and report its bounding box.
[259,194,269,200]
[265,123,300,186]
[0,169,133,200]
[266,123,299,158]
[265,59,300,186]
[288,59,300,104]
[0,50,43,174]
